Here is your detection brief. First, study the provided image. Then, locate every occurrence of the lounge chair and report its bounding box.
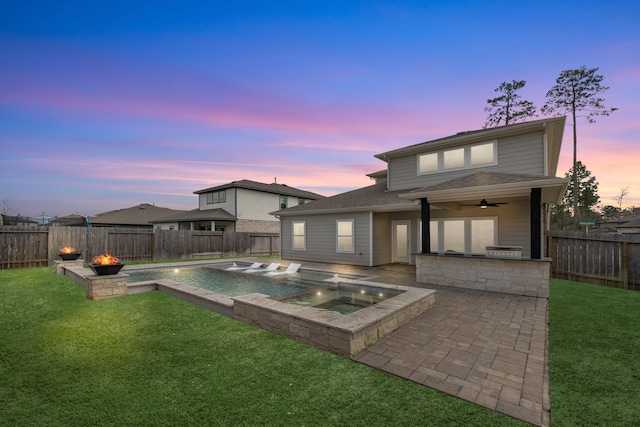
[264,263,301,277]
[226,262,263,271]
[244,262,281,273]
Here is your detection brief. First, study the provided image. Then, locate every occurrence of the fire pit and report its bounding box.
[59,246,82,261]
[89,253,124,276]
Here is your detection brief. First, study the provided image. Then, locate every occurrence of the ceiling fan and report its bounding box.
[464,199,508,209]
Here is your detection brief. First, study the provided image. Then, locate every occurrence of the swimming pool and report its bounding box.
[126,262,396,314]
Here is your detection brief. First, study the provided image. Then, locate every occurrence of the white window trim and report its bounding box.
[292,221,306,251]
[336,219,355,254]
[417,140,497,176]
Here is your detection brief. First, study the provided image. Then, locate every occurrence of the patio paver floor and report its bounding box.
[349,264,550,426]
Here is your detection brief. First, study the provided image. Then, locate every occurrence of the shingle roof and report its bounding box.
[89,204,188,226]
[406,171,559,192]
[273,182,417,216]
[194,179,325,200]
[151,208,236,224]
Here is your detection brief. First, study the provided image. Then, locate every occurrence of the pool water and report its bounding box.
[126,264,335,298]
[126,262,400,315]
[280,287,395,315]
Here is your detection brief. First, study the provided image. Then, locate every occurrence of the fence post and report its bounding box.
[622,241,629,290]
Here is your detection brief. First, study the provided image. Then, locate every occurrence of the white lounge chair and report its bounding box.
[264,263,301,277]
[244,262,281,273]
[226,262,263,271]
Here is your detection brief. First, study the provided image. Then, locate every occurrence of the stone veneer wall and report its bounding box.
[416,255,550,298]
[233,288,436,357]
[235,219,280,233]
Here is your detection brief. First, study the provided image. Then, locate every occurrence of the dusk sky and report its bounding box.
[1,1,639,218]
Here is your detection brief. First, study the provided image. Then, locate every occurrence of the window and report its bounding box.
[418,140,497,175]
[443,220,465,253]
[206,190,226,204]
[336,219,354,253]
[423,217,497,255]
[298,198,306,205]
[292,221,306,250]
[280,195,288,210]
[471,219,495,254]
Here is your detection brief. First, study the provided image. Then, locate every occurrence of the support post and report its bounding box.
[421,198,430,254]
[531,188,542,259]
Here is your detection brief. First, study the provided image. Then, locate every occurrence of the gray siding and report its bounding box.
[388,132,545,191]
[199,189,236,215]
[281,212,372,266]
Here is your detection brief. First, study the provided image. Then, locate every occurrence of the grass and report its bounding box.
[549,279,640,426]
[1,267,522,426]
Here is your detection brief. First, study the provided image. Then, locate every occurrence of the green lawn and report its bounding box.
[1,267,522,426]
[549,279,640,426]
[2,269,639,426]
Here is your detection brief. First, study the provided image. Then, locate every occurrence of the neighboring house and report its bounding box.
[598,215,640,234]
[51,214,89,227]
[89,203,188,228]
[0,214,38,226]
[152,179,325,232]
[616,217,640,234]
[275,117,569,270]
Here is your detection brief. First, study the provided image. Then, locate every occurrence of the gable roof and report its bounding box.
[274,171,569,217]
[194,179,325,200]
[273,182,417,216]
[374,116,566,176]
[151,208,236,224]
[400,171,569,204]
[89,203,188,226]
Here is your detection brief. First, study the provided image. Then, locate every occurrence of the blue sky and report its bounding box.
[1,0,638,217]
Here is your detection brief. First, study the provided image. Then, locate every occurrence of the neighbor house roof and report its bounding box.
[89,203,188,226]
[194,179,325,200]
[51,214,87,227]
[374,116,566,177]
[151,208,236,224]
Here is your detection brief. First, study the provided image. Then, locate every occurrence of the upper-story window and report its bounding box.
[418,141,497,175]
[206,190,226,204]
[280,195,288,210]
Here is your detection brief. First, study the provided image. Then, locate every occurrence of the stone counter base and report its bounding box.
[416,254,550,298]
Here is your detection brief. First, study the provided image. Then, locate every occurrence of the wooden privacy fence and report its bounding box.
[548,231,640,290]
[0,226,279,269]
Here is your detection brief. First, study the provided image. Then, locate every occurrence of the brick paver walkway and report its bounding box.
[351,265,550,426]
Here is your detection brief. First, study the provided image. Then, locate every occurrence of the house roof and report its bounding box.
[89,203,188,226]
[273,171,569,217]
[618,217,640,229]
[273,181,418,216]
[194,179,325,200]
[151,208,236,224]
[399,171,569,205]
[374,116,566,177]
[51,214,87,226]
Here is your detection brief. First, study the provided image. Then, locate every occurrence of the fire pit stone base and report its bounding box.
[54,259,85,275]
[85,274,128,301]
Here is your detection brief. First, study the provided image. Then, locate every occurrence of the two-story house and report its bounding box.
[273,117,569,297]
[153,179,324,232]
